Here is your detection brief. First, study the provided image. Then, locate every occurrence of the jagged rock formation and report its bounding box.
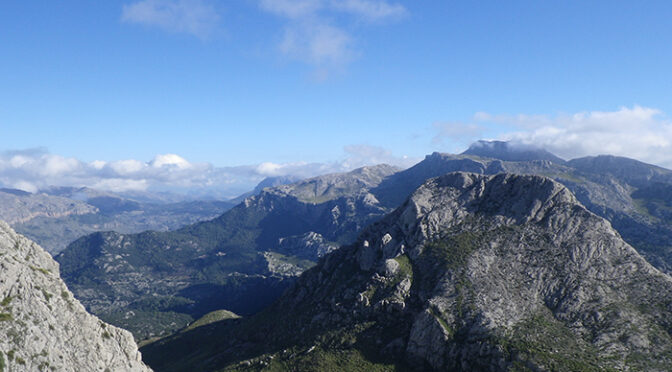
[142,173,672,371]
[229,175,303,205]
[276,232,338,261]
[0,221,151,371]
[55,165,398,340]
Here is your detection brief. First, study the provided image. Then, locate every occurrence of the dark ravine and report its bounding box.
[142,173,672,371]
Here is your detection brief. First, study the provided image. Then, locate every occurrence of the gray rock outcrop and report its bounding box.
[0,221,151,371]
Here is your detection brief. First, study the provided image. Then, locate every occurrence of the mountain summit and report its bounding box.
[143,172,672,371]
[462,140,566,164]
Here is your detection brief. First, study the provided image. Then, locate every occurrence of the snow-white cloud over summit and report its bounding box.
[484,106,672,168]
[432,106,672,169]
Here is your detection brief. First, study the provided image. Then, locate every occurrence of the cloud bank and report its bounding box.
[441,105,672,168]
[0,145,416,198]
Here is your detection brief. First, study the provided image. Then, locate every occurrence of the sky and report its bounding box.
[1,1,672,197]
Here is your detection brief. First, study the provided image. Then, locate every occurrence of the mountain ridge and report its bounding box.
[142,172,672,371]
[57,143,672,339]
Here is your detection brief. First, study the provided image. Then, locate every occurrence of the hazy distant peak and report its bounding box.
[0,187,32,196]
[462,140,565,164]
[253,175,304,194]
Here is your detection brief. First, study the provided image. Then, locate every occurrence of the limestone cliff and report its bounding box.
[0,221,151,372]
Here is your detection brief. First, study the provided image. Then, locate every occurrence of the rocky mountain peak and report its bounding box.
[0,221,151,371]
[358,172,580,269]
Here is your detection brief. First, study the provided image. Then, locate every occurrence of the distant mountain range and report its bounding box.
[0,186,235,254]
[55,141,672,343]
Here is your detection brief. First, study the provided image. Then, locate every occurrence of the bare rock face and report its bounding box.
[276,232,339,261]
[0,221,151,372]
[0,189,97,225]
[147,172,672,371]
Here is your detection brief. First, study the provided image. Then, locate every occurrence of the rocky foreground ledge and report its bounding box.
[0,221,151,371]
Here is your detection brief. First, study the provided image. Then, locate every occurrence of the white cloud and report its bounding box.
[109,159,145,175]
[342,144,419,169]
[432,122,484,146]
[259,0,321,19]
[121,0,220,39]
[259,0,406,76]
[330,0,407,21]
[279,22,355,75]
[150,153,192,169]
[472,105,672,168]
[0,145,417,198]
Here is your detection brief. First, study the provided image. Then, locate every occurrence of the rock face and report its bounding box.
[0,221,151,371]
[0,188,96,225]
[276,231,338,261]
[142,173,672,371]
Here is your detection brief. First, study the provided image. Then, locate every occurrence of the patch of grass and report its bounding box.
[182,309,241,333]
[423,231,480,271]
[501,309,618,372]
[29,265,50,275]
[0,313,12,321]
[0,296,11,307]
[42,290,52,302]
[393,254,413,280]
[428,307,452,336]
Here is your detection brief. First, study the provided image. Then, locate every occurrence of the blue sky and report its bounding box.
[1,1,672,196]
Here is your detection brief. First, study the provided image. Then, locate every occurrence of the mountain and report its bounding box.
[0,188,96,225]
[229,175,303,205]
[373,147,672,274]
[57,144,672,341]
[0,221,151,371]
[55,164,399,340]
[141,173,672,371]
[1,186,234,254]
[462,140,566,164]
